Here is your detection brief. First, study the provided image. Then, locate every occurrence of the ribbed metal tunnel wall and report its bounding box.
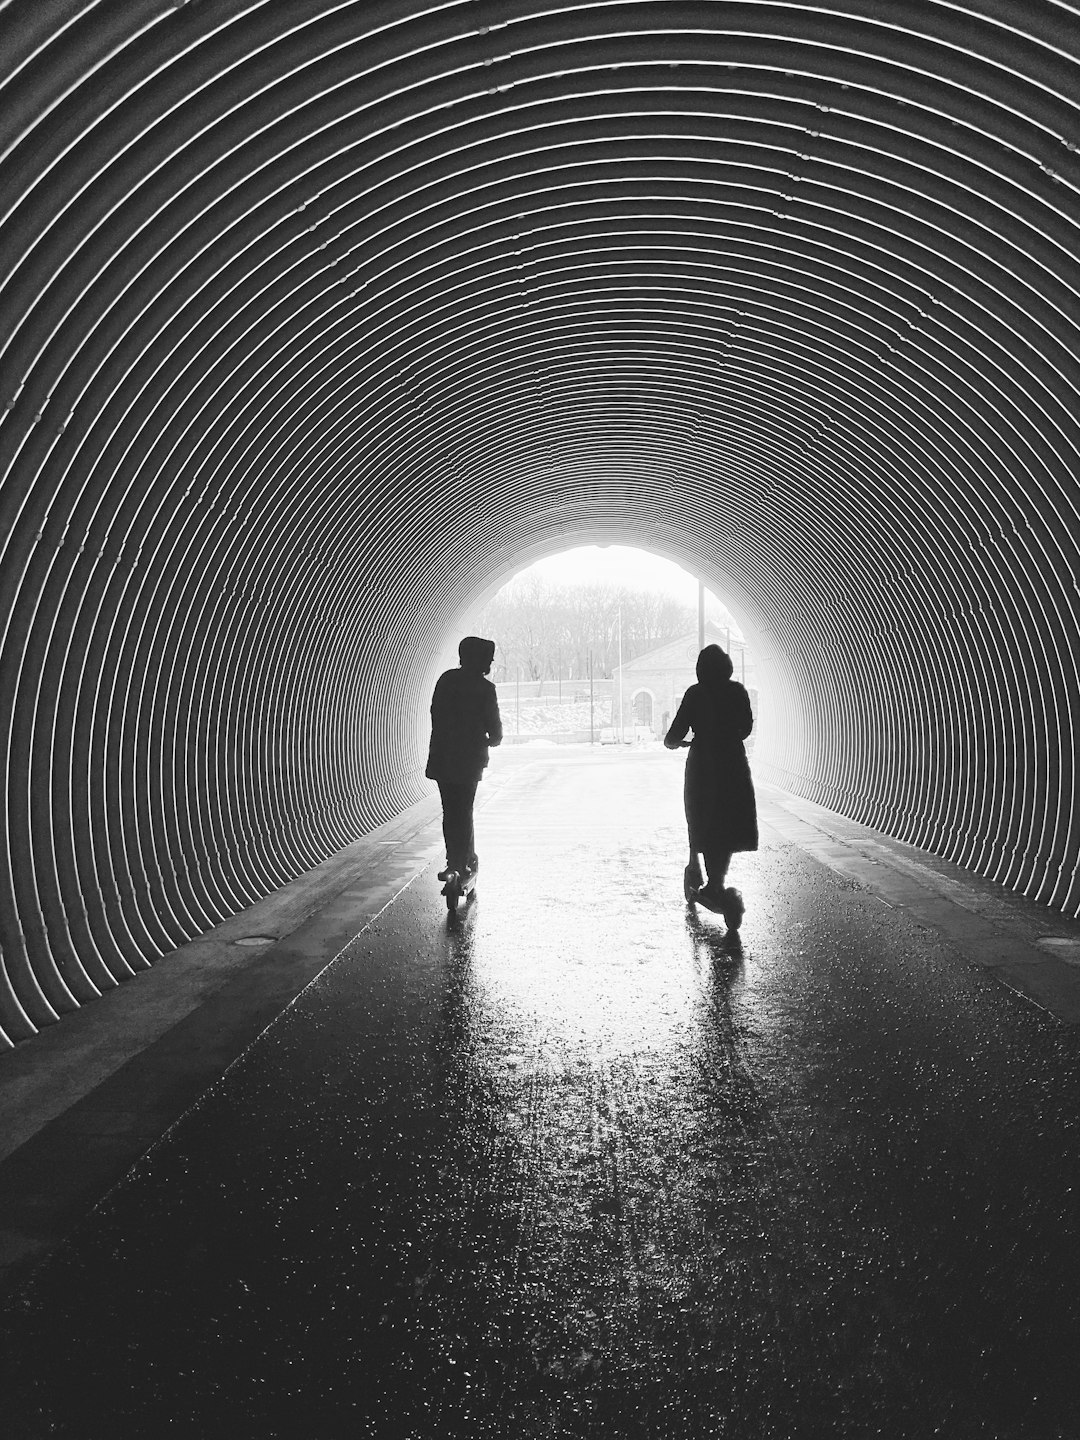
[1,1,1078,1048]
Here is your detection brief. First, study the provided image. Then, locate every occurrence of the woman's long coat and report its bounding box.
[665,680,758,853]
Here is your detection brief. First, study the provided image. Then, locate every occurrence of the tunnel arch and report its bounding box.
[1,1,1079,1046]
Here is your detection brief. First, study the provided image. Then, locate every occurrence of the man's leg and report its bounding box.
[464,793,477,871]
[460,779,478,871]
[438,780,478,874]
[437,781,457,875]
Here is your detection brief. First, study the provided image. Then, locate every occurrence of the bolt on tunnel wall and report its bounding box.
[1,2,1079,1048]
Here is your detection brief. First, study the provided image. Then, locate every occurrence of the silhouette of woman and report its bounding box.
[426,636,503,882]
[664,644,758,928]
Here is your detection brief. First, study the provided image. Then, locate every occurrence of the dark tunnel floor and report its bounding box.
[3,752,1080,1439]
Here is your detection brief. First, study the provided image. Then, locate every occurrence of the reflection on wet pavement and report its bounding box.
[3,751,1080,1437]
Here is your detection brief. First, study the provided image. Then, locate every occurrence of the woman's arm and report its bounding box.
[734,683,754,740]
[664,692,692,749]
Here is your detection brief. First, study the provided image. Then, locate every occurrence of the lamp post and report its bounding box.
[589,649,595,745]
[617,606,624,742]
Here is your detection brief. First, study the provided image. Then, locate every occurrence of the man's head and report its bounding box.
[459,635,496,674]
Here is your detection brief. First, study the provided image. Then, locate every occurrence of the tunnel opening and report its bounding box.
[453,541,762,750]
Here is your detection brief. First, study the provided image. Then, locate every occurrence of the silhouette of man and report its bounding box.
[426,636,503,881]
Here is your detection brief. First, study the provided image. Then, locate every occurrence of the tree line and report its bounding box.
[471,576,700,685]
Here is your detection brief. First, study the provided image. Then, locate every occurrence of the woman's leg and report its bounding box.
[702,848,732,890]
[686,839,703,887]
[703,849,744,929]
[683,844,703,900]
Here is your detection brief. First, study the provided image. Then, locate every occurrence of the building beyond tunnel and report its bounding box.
[614,624,757,741]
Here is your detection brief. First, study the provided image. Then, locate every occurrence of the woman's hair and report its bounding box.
[458,635,496,673]
[696,643,733,685]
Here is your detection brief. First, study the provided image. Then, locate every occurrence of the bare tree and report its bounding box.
[474,578,698,682]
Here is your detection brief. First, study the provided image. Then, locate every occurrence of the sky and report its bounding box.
[508,546,743,638]
[513,545,703,603]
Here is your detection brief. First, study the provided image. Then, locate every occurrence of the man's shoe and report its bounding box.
[437,868,451,882]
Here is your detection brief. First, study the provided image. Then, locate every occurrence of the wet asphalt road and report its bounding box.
[3,750,1080,1438]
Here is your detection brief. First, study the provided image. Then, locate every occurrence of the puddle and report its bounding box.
[1037,937,1080,966]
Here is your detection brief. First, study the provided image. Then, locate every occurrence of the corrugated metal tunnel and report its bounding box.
[1,1,1078,1049]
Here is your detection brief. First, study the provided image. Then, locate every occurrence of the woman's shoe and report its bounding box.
[721,888,744,931]
[694,883,725,912]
